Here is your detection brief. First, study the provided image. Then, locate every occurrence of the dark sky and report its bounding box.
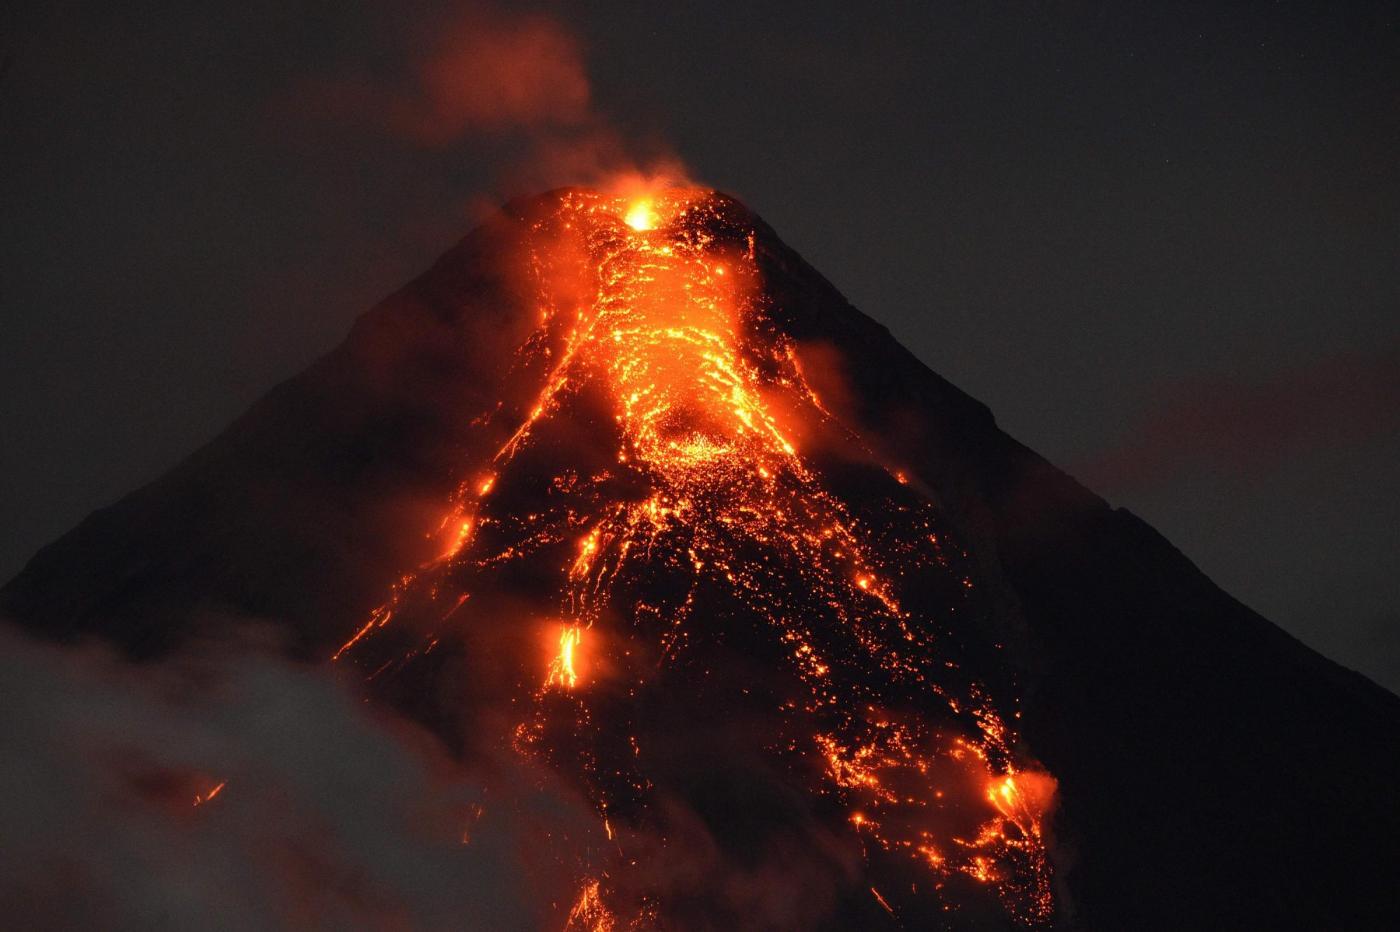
[2,0,1397,690]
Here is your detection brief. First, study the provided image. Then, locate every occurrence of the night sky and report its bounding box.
[2,1,1397,690]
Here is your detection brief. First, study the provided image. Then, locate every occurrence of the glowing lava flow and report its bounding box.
[335,187,1055,927]
[549,624,583,689]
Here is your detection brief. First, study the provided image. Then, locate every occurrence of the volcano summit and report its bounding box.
[4,187,1398,930]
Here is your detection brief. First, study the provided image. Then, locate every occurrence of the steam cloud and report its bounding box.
[0,622,588,930]
[0,620,864,929]
[281,2,685,192]
[288,9,589,144]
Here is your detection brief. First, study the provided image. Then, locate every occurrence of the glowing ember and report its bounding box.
[334,187,1056,927]
[565,879,616,931]
[193,780,226,807]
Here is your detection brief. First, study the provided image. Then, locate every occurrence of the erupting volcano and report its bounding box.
[6,185,1399,931]
[332,188,1054,927]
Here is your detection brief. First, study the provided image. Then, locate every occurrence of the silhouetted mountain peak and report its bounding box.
[5,187,1398,930]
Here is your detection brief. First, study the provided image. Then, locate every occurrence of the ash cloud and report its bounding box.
[0,622,587,930]
[284,8,590,145]
[0,619,871,930]
[277,2,685,192]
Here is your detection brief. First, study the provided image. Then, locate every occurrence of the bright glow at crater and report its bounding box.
[623,198,657,231]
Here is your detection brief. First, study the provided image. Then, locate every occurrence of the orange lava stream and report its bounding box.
[335,188,1055,926]
[548,624,583,689]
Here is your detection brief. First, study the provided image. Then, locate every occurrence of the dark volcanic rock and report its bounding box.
[4,189,1398,930]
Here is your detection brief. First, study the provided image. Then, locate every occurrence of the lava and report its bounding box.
[334,187,1056,927]
[193,779,226,808]
[549,624,583,689]
[623,198,657,232]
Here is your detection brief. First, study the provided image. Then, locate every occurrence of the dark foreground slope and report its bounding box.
[5,190,1398,929]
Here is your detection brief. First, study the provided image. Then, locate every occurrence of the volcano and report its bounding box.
[4,187,1398,930]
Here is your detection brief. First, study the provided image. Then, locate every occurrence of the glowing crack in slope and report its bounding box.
[335,188,1055,927]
